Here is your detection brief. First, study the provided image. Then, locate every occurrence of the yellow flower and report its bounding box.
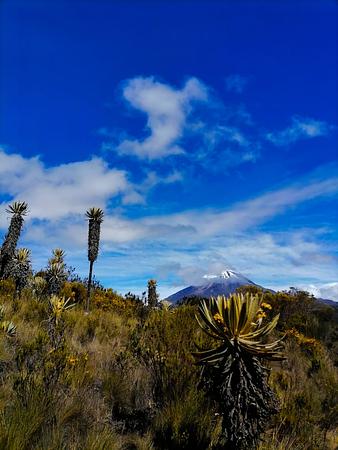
[256,311,267,320]
[261,302,272,310]
[286,329,318,348]
[300,337,318,347]
[286,328,301,338]
[213,313,224,324]
[67,356,78,366]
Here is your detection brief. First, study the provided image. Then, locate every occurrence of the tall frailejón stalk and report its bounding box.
[0,201,28,279]
[147,279,159,308]
[85,207,104,312]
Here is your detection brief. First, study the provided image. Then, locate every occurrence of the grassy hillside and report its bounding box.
[0,280,337,450]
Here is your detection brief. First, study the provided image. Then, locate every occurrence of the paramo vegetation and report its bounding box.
[0,202,337,449]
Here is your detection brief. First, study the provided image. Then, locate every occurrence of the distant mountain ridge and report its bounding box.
[166,270,265,303]
[316,298,338,308]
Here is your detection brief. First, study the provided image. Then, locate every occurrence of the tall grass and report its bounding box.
[0,284,336,449]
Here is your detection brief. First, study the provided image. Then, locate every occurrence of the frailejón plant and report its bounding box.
[49,295,74,327]
[44,248,68,296]
[193,293,285,450]
[49,248,66,265]
[5,248,32,296]
[48,295,74,348]
[0,304,16,337]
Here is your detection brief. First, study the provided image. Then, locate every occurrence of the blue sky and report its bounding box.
[0,0,337,299]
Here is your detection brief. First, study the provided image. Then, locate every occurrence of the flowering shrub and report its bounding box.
[92,288,144,315]
[60,281,87,304]
[286,328,319,349]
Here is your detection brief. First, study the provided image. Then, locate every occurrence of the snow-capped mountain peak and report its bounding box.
[166,269,260,303]
[203,269,239,280]
[203,269,241,281]
[220,270,239,279]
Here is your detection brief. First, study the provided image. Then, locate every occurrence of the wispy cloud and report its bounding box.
[266,116,333,146]
[225,74,249,93]
[189,121,260,170]
[116,77,208,159]
[139,170,183,192]
[133,172,338,241]
[202,125,250,148]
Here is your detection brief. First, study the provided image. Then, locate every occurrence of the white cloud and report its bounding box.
[299,283,338,302]
[102,76,260,169]
[10,165,337,296]
[0,148,185,225]
[60,227,337,300]
[116,77,208,159]
[266,116,332,146]
[153,230,338,289]
[0,149,144,222]
[12,164,337,249]
[1,136,337,298]
[225,74,249,93]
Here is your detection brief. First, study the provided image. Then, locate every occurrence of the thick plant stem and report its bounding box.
[86,260,94,313]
